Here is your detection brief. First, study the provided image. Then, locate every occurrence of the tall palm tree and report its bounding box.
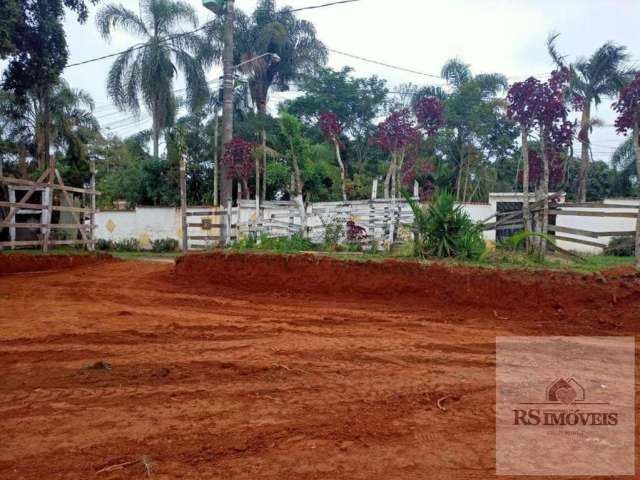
[96,0,210,160]
[548,34,629,202]
[204,0,326,203]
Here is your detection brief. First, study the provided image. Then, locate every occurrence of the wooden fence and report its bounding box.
[0,164,98,251]
[184,197,419,251]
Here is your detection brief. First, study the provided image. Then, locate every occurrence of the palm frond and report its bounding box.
[95,4,148,39]
[441,58,472,87]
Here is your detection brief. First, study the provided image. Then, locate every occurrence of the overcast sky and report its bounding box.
[61,0,640,161]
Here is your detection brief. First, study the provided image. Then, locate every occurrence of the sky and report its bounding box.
[61,0,640,162]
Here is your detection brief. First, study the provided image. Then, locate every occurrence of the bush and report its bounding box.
[321,216,344,250]
[151,238,179,253]
[259,233,314,253]
[112,238,140,252]
[95,239,114,251]
[604,236,635,256]
[404,190,485,261]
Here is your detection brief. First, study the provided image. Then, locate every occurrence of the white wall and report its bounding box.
[94,207,181,249]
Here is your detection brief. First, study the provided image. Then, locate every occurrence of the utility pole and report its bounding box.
[220,0,235,206]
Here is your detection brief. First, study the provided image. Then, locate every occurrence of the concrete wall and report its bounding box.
[94,207,181,249]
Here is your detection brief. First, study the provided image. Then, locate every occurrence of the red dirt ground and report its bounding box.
[0,252,638,479]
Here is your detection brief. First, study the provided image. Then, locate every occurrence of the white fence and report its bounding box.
[92,196,639,253]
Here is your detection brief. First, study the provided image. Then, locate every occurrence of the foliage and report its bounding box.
[112,238,141,252]
[613,72,640,136]
[403,190,485,260]
[321,216,344,250]
[204,0,327,115]
[222,137,255,196]
[2,0,98,98]
[374,109,419,154]
[232,233,314,253]
[318,111,342,140]
[505,231,556,251]
[151,237,179,253]
[346,220,367,242]
[604,236,635,257]
[95,239,114,251]
[413,96,444,136]
[96,0,210,157]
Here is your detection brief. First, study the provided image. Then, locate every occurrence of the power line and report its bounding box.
[328,48,444,80]
[290,0,361,12]
[66,0,361,69]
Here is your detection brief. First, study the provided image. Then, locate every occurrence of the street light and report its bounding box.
[234,52,281,70]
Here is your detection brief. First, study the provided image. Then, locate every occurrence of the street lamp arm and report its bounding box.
[234,53,280,70]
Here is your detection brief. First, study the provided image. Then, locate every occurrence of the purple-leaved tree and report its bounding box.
[374,109,420,199]
[613,72,640,267]
[222,138,255,199]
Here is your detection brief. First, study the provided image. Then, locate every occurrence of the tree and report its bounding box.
[613,72,640,267]
[3,0,98,172]
[279,112,308,229]
[204,0,326,204]
[0,80,98,175]
[414,96,444,137]
[96,0,210,159]
[548,34,629,202]
[319,111,347,201]
[222,137,255,198]
[416,58,513,202]
[373,109,420,199]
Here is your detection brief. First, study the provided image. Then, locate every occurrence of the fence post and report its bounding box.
[371,179,378,200]
[89,159,96,252]
[225,200,232,246]
[413,180,419,199]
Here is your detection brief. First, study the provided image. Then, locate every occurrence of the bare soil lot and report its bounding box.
[0,253,638,479]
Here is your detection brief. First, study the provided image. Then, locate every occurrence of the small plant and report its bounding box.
[604,236,635,257]
[346,220,367,242]
[151,238,179,253]
[112,238,140,252]
[403,190,485,260]
[321,216,345,250]
[95,239,114,251]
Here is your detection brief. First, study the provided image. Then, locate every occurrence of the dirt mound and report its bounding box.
[0,253,112,276]
[174,252,640,315]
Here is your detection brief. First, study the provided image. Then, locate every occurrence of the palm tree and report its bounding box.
[204,0,326,203]
[96,0,210,160]
[415,58,507,201]
[0,80,98,176]
[548,34,629,202]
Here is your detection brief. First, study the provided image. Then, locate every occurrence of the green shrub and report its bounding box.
[604,236,635,256]
[95,239,114,251]
[403,190,485,260]
[258,233,314,253]
[321,216,344,250]
[112,238,140,252]
[151,238,179,253]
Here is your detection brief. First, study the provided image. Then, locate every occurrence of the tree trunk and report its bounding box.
[179,151,188,253]
[213,105,219,206]
[333,137,347,201]
[395,150,406,199]
[384,156,394,199]
[633,117,640,269]
[220,0,235,206]
[455,147,464,201]
[43,91,51,172]
[390,153,398,200]
[521,131,532,240]
[290,146,306,236]
[577,102,591,203]
[540,130,549,258]
[261,129,267,202]
[19,147,28,178]
[152,106,160,161]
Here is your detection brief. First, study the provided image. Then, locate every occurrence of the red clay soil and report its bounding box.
[0,253,112,276]
[0,253,639,479]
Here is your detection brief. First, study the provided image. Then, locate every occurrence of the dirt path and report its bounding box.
[0,255,638,479]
